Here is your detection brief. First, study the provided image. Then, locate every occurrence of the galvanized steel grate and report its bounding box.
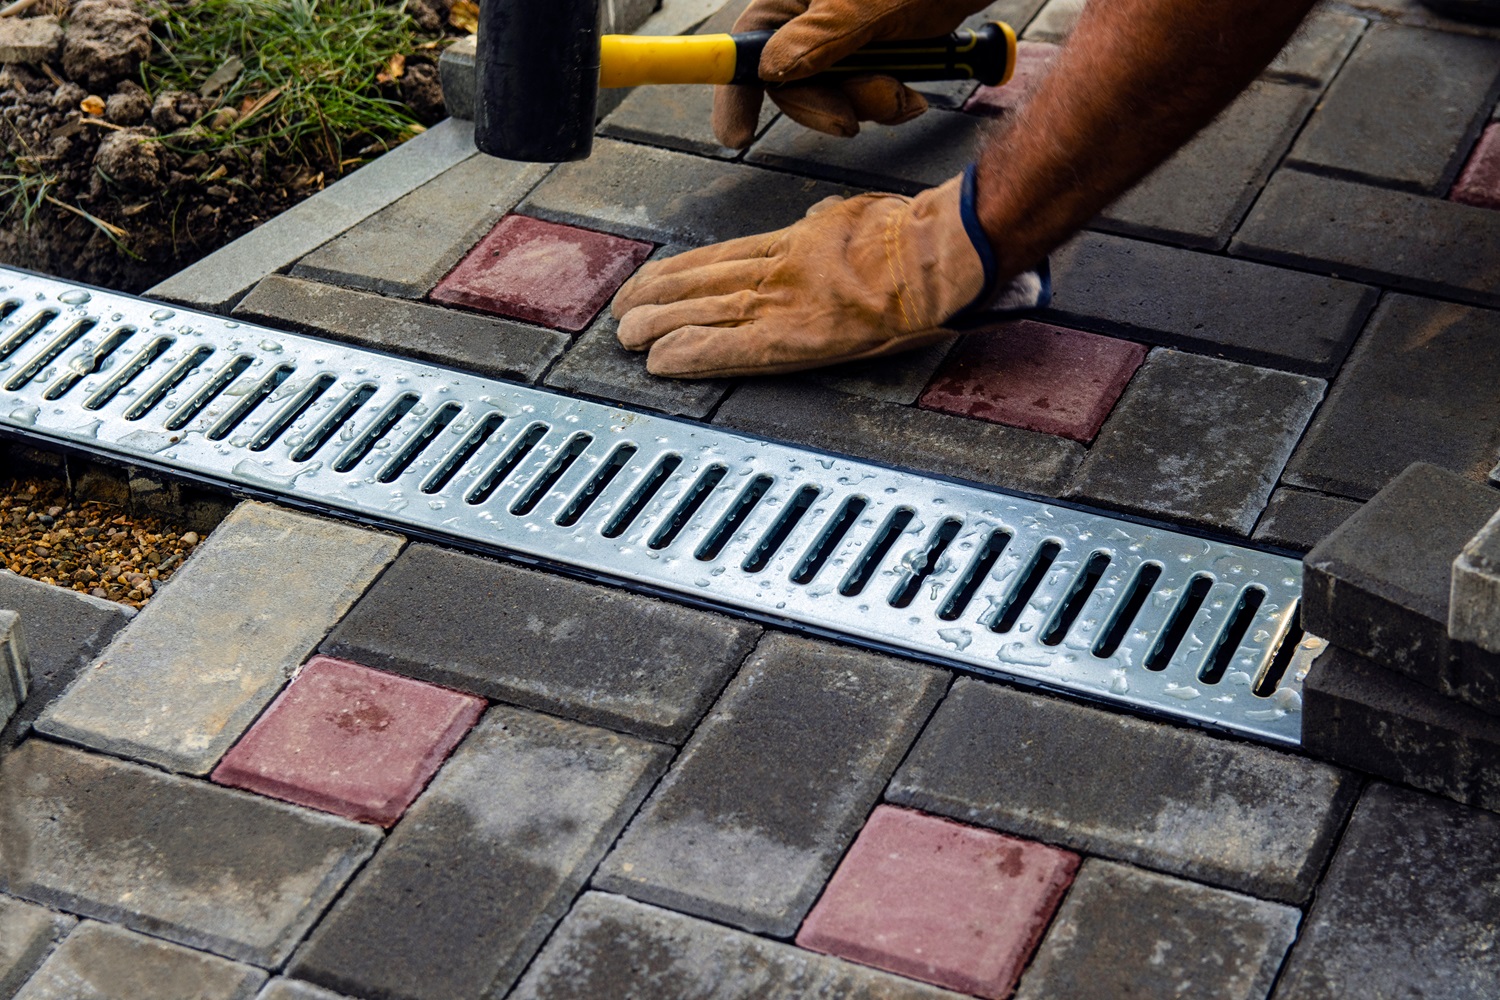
[0,266,1319,744]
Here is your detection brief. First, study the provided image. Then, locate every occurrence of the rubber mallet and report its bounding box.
[474,0,1016,162]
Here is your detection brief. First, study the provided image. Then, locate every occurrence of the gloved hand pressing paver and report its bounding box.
[612,166,1048,379]
[711,0,995,149]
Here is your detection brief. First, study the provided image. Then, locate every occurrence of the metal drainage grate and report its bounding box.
[0,266,1320,745]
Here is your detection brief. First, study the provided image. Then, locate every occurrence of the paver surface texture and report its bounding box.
[6,0,1500,994]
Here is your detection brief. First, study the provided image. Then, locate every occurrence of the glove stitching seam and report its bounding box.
[884,209,914,333]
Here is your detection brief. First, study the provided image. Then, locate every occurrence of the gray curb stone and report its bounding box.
[35,502,403,775]
[1014,860,1301,1000]
[0,611,27,733]
[511,892,970,999]
[148,120,479,311]
[887,678,1360,904]
[1252,487,1363,553]
[288,707,671,1000]
[234,274,568,384]
[0,897,74,999]
[12,922,265,1000]
[596,633,948,936]
[0,741,380,967]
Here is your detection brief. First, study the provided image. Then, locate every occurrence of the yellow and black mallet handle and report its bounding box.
[474,0,1014,164]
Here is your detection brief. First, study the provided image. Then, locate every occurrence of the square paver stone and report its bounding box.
[212,655,484,826]
[1452,122,1500,210]
[917,321,1145,442]
[13,921,265,1000]
[430,214,652,332]
[797,805,1078,999]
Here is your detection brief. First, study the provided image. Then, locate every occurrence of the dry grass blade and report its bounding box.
[448,0,478,33]
[45,196,129,238]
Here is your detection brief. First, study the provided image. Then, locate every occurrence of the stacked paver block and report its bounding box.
[1301,462,1500,810]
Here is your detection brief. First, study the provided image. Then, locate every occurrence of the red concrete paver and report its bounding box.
[211,655,485,827]
[797,805,1079,999]
[1451,123,1500,210]
[431,214,653,331]
[918,320,1146,442]
[964,41,1061,117]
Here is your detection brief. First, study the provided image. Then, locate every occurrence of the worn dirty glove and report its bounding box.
[612,166,1049,379]
[713,0,994,148]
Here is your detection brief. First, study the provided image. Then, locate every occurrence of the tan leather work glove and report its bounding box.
[613,169,1024,379]
[713,0,994,148]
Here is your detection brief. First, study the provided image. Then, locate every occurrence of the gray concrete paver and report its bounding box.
[12,922,265,1000]
[746,109,983,196]
[1252,487,1363,553]
[0,897,74,999]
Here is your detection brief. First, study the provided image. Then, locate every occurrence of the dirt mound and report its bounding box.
[61,0,152,88]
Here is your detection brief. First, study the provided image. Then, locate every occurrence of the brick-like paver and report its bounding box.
[0,740,379,966]
[964,41,1059,116]
[1452,122,1500,210]
[211,655,484,827]
[1013,861,1300,1000]
[0,897,73,998]
[917,321,1146,442]
[601,84,776,159]
[887,678,1359,903]
[1068,350,1325,535]
[746,110,982,196]
[1232,169,1500,309]
[1286,23,1500,194]
[1302,646,1500,812]
[234,274,568,383]
[1045,232,1376,376]
[1272,784,1500,999]
[288,707,669,1000]
[291,154,551,299]
[512,892,970,999]
[596,634,947,936]
[714,380,1084,496]
[796,805,1078,999]
[1284,296,1500,501]
[520,138,860,247]
[430,215,652,332]
[13,922,265,1000]
[322,545,759,743]
[1262,9,1365,87]
[1252,487,1363,553]
[36,503,402,775]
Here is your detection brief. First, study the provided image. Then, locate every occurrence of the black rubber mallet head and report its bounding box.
[474,0,1016,162]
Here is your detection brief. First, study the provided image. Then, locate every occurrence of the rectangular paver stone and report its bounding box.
[520,138,861,247]
[1452,122,1500,209]
[746,110,982,195]
[601,83,776,158]
[1097,81,1317,250]
[596,633,948,936]
[0,897,73,998]
[513,892,970,1000]
[1252,487,1362,553]
[149,119,478,310]
[322,544,759,742]
[1232,169,1500,309]
[1263,9,1365,87]
[13,922,265,1000]
[288,707,670,1000]
[291,153,552,299]
[1286,23,1500,193]
[1273,784,1500,999]
[887,678,1360,903]
[0,740,380,966]
[714,380,1084,497]
[1045,232,1377,376]
[1302,646,1500,811]
[235,274,568,383]
[1285,295,1500,501]
[1014,861,1300,1000]
[35,502,403,775]
[1068,349,1325,535]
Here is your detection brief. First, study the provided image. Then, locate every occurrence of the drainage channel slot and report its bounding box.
[0,266,1311,746]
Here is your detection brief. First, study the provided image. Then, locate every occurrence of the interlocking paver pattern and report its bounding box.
[917,321,1145,442]
[1272,784,1500,999]
[322,544,759,742]
[1452,122,1500,209]
[596,634,947,936]
[796,805,1078,999]
[288,707,669,1000]
[430,215,652,332]
[35,503,402,775]
[0,740,380,966]
[601,83,776,158]
[12,922,265,1000]
[0,897,73,998]
[1013,861,1300,1000]
[211,655,484,827]
[512,892,971,999]
[888,678,1359,903]
[746,110,983,195]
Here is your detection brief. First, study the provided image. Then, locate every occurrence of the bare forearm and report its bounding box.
[975,0,1317,277]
